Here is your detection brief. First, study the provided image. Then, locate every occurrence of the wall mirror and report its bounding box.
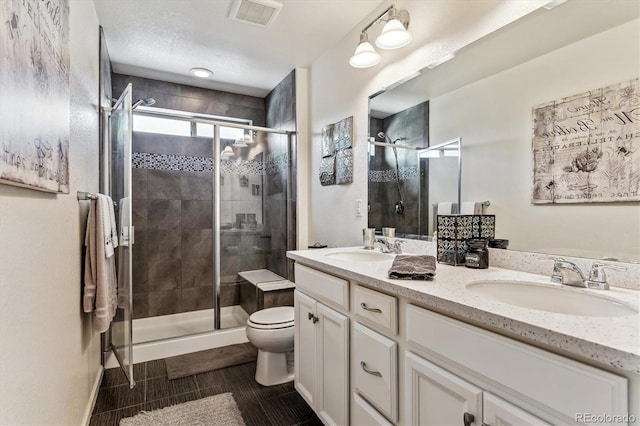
[368,0,639,262]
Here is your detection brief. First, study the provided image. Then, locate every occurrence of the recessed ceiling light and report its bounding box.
[191,68,213,78]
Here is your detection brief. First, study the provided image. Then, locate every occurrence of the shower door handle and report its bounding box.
[120,225,135,246]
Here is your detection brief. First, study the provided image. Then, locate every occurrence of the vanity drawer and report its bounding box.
[352,392,393,426]
[354,285,397,334]
[406,305,628,423]
[294,263,349,311]
[353,322,398,422]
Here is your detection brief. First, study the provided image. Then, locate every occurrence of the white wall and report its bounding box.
[0,1,102,424]
[308,0,546,247]
[430,19,640,260]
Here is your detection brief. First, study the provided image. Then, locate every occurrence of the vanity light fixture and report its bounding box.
[220,145,234,158]
[190,67,213,78]
[349,5,412,69]
[233,132,254,147]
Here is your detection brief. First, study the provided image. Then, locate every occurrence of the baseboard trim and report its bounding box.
[82,366,104,426]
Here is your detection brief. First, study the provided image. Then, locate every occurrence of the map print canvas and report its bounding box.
[532,78,639,204]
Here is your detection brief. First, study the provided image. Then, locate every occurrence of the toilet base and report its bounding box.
[255,350,294,386]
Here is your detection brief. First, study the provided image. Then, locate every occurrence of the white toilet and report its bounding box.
[245,306,295,386]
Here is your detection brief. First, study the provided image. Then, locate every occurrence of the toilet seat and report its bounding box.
[247,307,294,330]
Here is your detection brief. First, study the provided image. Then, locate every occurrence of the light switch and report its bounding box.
[355,199,363,217]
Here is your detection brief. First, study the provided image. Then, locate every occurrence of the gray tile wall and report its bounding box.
[119,72,296,319]
[368,101,430,236]
[120,75,268,319]
[264,70,296,280]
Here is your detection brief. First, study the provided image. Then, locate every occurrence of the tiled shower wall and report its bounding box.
[264,70,297,280]
[368,101,429,236]
[112,74,269,318]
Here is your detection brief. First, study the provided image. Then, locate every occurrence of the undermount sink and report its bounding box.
[465,280,638,317]
[324,250,394,262]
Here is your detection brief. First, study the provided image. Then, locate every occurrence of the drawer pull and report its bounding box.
[463,412,475,426]
[360,302,382,313]
[360,361,382,377]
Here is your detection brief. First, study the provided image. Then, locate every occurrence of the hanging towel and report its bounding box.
[83,195,118,333]
[97,194,118,257]
[388,255,437,280]
[437,202,453,215]
[460,201,483,215]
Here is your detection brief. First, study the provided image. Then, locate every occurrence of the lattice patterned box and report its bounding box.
[436,215,496,265]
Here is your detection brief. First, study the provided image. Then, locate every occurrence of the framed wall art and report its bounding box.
[0,0,71,193]
[532,78,639,204]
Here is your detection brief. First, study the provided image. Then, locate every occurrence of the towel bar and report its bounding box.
[77,191,118,208]
[77,191,98,200]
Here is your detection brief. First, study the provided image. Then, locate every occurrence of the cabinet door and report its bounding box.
[317,302,349,426]
[405,352,483,426]
[294,290,317,406]
[483,393,550,426]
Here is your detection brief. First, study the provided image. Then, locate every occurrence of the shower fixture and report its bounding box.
[132,98,156,109]
[378,131,405,215]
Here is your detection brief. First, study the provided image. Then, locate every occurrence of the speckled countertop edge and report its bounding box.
[287,247,640,374]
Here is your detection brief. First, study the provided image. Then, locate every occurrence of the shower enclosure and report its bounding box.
[106,84,295,386]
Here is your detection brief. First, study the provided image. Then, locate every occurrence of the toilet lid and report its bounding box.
[248,307,294,327]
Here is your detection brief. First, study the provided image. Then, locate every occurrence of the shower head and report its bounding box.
[377,131,393,144]
[132,98,156,109]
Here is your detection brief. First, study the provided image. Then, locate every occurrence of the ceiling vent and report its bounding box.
[228,0,283,27]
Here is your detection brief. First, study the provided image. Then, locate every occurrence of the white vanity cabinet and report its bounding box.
[294,264,349,426]
[406,305,628,425]
[290,258,633,426]
[404,351,549,426]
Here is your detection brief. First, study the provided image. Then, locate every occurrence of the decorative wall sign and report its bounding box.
[0,0,71,193]
[532,78,639,204]
[333,116,353,151]
[319,116,353,186]
[321,124,334,158]
[319,156,335,186]
[336,148,353,184]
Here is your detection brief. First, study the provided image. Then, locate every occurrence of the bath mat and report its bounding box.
[119,393,245,426]
[165,343,257,380]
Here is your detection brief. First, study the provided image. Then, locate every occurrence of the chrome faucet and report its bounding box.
[375,237,403,254]
[554,260,587,287]
[547,258,626,290]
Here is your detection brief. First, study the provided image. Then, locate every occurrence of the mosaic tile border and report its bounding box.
[132,152,288,175]
[368,166,420,182]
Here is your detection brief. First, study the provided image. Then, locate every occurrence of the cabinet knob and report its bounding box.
[312,315,319,324]
[308,312,314,320]
[360,302,383,313]
[463,412,475,426]
[360,361,382,377]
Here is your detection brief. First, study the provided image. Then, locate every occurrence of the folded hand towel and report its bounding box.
[388,255,436,280]
[460,201,483,215]
[437,202,453,215]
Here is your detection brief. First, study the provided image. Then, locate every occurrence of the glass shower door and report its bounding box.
[109,83,135,387]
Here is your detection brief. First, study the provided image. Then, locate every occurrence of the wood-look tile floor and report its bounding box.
[89,360,321,426]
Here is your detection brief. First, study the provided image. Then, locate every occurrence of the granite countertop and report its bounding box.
[287,247,640,374]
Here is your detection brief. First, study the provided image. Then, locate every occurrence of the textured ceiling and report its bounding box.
[93,0,384,97]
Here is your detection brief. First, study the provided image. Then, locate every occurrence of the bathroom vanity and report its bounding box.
[287,246,640,426]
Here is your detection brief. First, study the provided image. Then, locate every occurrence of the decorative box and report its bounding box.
[436,215,496,265]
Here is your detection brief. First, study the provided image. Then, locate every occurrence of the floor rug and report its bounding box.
[165,342,257,380]
[120,393,244,426]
